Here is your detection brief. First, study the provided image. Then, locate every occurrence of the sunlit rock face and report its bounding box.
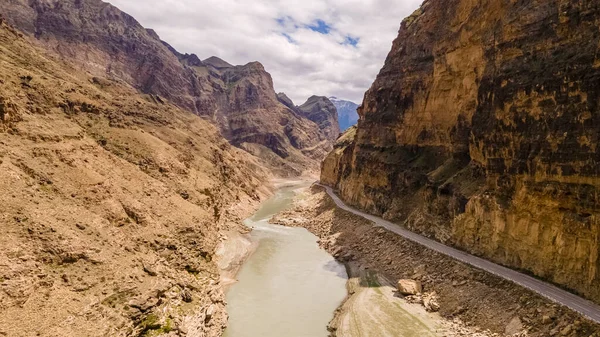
[322,0,600,303]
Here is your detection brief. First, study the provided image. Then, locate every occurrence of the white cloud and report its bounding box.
[108,0,422,104]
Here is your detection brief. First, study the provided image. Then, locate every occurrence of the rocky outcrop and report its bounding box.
[322,0,600,304]
[0,0,334,174]
[330,97,359,131]
[298,95,340,142]
[321,126,357,187]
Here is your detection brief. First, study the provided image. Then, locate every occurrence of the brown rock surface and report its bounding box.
[0,20,270,337]
[216,63,332,176]
[321,0,600,303]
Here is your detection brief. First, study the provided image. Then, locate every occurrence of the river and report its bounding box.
[222,181,348,337]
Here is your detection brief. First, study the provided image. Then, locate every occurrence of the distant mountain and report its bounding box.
[298,96,340,142]
[329,97,359,131]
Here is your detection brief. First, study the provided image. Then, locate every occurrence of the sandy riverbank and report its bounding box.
[215,229,258,289]
[329,262,490,337]
[272,185,600,337]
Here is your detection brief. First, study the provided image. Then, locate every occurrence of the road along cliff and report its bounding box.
[322,0,600,305]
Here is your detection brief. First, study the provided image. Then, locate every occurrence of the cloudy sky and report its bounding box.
[109,0,422,104]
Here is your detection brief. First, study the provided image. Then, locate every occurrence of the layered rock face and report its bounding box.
[322,0,600,303]
[0,0,333,174]
[0,0,213,113]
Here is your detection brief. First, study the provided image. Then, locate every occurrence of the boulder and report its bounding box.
[542,315,552,324]
[397,279,422,295]
[129,296,160,313]
[204,304,215,323]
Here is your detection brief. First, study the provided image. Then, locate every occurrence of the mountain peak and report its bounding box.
[203,56,233,69]
[305,95,329,103]
[243,61,265,71]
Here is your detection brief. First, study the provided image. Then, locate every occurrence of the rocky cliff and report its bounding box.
[0,0,334,175]
[215,64,333,176]
[322,0,600,304]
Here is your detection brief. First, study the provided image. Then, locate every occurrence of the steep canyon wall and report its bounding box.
[322,0,600,302]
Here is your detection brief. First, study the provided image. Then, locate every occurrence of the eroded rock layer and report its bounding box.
[322,0,600,303]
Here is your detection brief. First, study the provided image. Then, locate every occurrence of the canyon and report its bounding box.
[0,0,338,335]
[0,17,269,336]
[3,0,600,336]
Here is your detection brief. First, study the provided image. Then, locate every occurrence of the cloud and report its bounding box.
[108,0,423,104]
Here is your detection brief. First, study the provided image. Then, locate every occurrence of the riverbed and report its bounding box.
[222,182,348,337]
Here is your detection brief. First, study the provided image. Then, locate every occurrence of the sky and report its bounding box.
[109,0,423,104]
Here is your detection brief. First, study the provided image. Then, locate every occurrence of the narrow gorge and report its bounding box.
[3,0,600,336]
